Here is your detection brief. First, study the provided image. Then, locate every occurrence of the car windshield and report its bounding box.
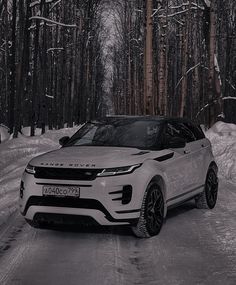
[65,120,162,150]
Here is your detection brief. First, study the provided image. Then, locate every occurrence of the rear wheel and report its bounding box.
[132,182,164,238]
[195,168,218,209]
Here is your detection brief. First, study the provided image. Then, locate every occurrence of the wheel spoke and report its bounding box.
[147,200,154,212]
[155,196,163,209]
[149,215,156,230]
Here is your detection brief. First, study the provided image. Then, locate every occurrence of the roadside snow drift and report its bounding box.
[206,121,236,184]
[0,125,10,142]
[0,127,79,227]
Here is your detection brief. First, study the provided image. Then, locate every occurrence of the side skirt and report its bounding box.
[166,184,205,210]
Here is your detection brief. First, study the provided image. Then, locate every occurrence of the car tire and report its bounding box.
[195,168,218,209]
[132,182,164,238]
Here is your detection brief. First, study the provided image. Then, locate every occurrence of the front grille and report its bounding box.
[34,167,102,181]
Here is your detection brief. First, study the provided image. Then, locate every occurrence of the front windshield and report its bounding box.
[65,120,162,150]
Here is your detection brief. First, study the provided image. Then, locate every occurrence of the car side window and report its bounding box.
[166,123,180,138]
[184,122,205,140]
[166,122,196,143]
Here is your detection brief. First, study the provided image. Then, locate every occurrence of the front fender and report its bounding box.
[136,159,168,216]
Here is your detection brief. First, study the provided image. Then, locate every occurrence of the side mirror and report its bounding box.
[167,137,186,149]
[59,136,70,146]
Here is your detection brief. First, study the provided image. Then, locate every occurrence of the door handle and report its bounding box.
[184,150,191,154]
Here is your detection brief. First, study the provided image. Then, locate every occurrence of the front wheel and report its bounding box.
[132,182,164,238]
[195,168,218,209]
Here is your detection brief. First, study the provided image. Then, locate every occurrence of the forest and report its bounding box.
[0,0,235,139]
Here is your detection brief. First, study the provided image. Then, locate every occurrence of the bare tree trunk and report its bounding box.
[69,27,77,127]
[128,2,132,115]
[208,0,217,126]
[40,0,47,134]
[14,0,26,138]
[179,2,190,118]
[158,0,168,116]
[31,8,40,136]
[4,0,9,126]
[8,0,17,134]
[144,0,153,115]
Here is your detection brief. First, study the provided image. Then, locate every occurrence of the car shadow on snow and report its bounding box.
[32,201,197,237]
[166,200,196,220]
[36,223,133,237]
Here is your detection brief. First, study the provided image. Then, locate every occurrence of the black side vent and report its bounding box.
[109,185,133,205]
[132,151,150,156]
[154,152,174,162]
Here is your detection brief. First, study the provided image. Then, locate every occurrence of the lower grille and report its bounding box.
[33,213,100,227]
[23,196,106,216]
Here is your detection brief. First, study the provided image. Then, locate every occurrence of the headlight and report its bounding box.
[25,164,36,174]
[97,163,142,177]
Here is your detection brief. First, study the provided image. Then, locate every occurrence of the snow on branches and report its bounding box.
[29,16,77,28]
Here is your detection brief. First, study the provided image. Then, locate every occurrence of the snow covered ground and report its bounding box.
[205,121,236,184]
[0,180,236,285]
[0,127,78,227]
[0,122,235,284]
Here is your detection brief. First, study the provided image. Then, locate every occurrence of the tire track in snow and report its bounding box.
[111,227,162,285]
[0,192,19,227]
[109,182,236,285]
[0,213,35,285]
[113,233,125,285]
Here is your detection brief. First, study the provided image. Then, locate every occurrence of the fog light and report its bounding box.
[122,185,132,205]
[20,181,24,198]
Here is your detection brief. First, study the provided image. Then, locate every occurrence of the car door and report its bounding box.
[163,121,197,203]
[177,122,203,190]
[183,122,209,186]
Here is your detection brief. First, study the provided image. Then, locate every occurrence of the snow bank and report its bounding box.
[0,127,79,171]
[21,127,45,136]
[206,121,236,184]
[0,125,10,143]
[0,126,79,227]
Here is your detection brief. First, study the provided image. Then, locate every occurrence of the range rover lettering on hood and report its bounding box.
[40,162,96,167]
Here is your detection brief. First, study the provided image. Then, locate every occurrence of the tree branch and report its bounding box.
[29,16,77,28]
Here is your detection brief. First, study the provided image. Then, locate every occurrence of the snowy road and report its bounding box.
[0,179,235,285]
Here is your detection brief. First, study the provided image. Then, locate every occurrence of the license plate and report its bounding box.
[42,185,80,197]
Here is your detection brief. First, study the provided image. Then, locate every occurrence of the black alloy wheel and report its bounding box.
[132,182,165,238]
[205,169,218,209]
[145,185,164,236]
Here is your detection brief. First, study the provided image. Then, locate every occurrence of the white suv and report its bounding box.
[19,116,218,237]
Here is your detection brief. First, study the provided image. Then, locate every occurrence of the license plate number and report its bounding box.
[42,185,80,197]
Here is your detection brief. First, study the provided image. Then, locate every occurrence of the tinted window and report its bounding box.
[166,122,196,143]
[65,120,163,150]
[184,122,205,140]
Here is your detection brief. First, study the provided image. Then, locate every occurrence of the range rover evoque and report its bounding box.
[19,116,218,237]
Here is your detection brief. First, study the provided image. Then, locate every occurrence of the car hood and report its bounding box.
[29,146,173,169]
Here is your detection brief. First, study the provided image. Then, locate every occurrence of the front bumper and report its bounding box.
[19,168,148,226]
